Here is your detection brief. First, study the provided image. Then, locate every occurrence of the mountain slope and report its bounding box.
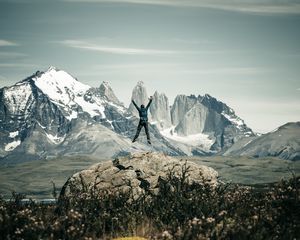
[0,67,184,163]
[224,122,300,160]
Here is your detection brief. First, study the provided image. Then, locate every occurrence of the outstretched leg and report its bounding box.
[132,121,143,142]
[144,121,151,144]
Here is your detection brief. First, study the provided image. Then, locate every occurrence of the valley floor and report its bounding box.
[187,155,300,185]
[0,154,299,199]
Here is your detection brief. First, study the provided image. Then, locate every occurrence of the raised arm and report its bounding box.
[146,96,153,110]
[132,99,140,110]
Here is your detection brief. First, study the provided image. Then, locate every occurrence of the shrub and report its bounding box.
[0,168,299,239]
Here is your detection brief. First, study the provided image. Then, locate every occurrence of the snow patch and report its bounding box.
[36,121,47,129]
[9,131,19,138]
[243,139,254,147]
[107,119,115,129]
[33,67,106,119]
[67,111,78,120]
[222,111,244,127]
[270,127,279,133]
[244,131,253,137]
[161,126,214,150]
[5,140,21,151]
[3,82,32,114]
[46,132,65,144]
[108,101,126,113]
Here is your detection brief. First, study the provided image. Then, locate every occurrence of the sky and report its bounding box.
[0,0,299,133]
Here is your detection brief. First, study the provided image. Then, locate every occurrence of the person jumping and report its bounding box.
[132,96,153,144]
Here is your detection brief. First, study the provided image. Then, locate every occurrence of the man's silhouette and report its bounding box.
[132,96,153,144]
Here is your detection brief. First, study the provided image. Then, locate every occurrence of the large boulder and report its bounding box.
[60,152,218,199]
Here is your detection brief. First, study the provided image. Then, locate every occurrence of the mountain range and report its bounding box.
[0,67,298,163]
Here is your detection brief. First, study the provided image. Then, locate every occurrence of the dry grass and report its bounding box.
[0,167,299,239]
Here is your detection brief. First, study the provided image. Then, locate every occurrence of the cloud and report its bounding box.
[297,88,300,91]
[64,0,300,15]
[79,63,265,77]
[0,40,18,47]
[60,40,177,55]
[59,39,232,55]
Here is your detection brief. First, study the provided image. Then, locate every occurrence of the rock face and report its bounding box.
[129,83,255,155]
[149,91,172,130]
[61,152,218,198]
[99,81,122,105]
[224,122,300,160]
[128,81,151,118]
[162,94,254,154]
[171,95,198,127]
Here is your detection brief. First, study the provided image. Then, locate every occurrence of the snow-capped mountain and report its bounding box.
[0,67,183,162]
[0,67,258,162]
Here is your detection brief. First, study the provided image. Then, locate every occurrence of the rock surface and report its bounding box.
[224,122,300,160]
[99,81,122,105]
[149,91,172,130]
[128,81,151,118]
[61,152,218,198]
[170,94,254,151]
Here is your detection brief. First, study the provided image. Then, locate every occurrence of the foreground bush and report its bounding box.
[0,172,299,239]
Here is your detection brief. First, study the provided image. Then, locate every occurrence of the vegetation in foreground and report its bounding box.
[0,170,299,240]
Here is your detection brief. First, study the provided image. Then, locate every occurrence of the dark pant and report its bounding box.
[133,120,150,141]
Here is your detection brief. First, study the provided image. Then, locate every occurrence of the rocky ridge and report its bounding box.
[4,67,295,162]
[129,82,254,155]
[224,122,300,160]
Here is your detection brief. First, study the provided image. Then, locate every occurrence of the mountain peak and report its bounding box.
[204,93,212,99]
[128,81,149,116]
[46,66,59,72]
[100,81,110,89]
[99,81,122,105]
[33,67,86,91]
[137,81,144,87]
[31,67,108,120]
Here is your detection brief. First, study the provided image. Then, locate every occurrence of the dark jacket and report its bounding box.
[132,99,152,121]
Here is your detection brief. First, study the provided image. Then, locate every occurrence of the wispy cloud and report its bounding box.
[0,40,18,47]
[60,40,177,55]
[64,0,300,15]
[83,63,265,77]
[59,39,233,55]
